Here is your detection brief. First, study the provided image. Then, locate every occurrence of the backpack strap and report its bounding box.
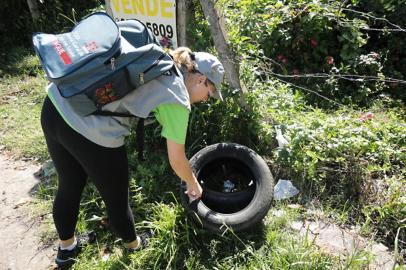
[91,110,134,117]
[136,118,145,161]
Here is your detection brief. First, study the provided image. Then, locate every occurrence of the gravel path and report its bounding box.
[0,153,54,270]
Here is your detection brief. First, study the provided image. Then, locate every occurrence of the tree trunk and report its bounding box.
[27,0,40,23]
[198,0,248,100]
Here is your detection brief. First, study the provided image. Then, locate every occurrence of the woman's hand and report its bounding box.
[185,179,203,200]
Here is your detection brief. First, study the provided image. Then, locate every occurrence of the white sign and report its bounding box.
[106,0,178,48]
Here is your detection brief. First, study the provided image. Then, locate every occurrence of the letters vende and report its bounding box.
[112,0,174,18]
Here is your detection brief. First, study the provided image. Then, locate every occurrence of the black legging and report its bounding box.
[40,96,136,243]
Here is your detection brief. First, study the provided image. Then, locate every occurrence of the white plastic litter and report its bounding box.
[275,126,289,148]
[273,179,299,200]
[41,160,56,177]
[223,180,235,192]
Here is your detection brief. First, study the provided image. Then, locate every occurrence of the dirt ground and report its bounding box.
[0,152,55,270]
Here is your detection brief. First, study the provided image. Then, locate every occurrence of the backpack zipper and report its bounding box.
[110,57,116,70]
[139,54,167,84]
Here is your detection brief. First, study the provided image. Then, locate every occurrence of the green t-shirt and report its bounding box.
[153,103,190,145]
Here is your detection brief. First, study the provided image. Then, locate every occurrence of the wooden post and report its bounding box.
[27,0,40,23]
[105,0,113,17]
[176,0,187,47]
[198,0,248,98]
[185,0,196,46]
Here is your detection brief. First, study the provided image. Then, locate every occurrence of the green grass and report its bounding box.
[32,150,374,270]
[0,49,49,160]
[1,48,403,269]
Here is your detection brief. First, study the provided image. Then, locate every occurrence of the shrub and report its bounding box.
[0,0,104,49]
[222,0,406,106]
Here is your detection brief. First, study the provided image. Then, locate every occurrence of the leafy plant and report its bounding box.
[0,0,104,49]
[221,0,406,106]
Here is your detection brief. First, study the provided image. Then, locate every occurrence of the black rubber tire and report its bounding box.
[180,143,274,233]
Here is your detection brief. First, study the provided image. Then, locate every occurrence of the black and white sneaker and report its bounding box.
[54,231,96,269]
[127,230,154,252]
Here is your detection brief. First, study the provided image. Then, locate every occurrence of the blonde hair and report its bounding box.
[170,47,196,72]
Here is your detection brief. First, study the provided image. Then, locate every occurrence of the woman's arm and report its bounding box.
[166,139,202,200]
